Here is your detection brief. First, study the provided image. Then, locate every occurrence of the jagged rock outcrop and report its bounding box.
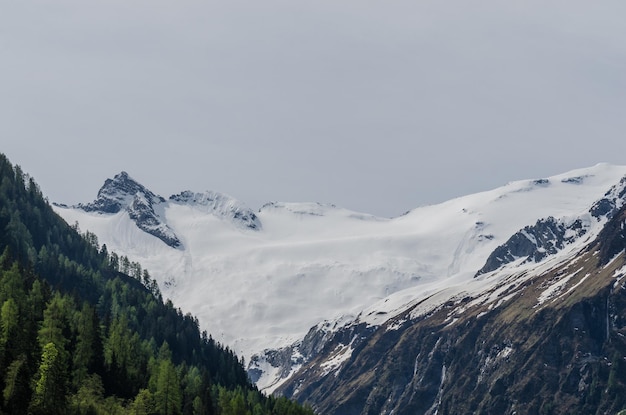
[127,194,182,248]
[590,176,626,220]
[475,217,586,276]
[591,191,626,267]
[77,171,164,213]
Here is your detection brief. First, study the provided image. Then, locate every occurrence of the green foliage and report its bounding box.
[3,354,29,414]
[1,298,19,348]
[130,388,155,415]
[72,303,104,388]
[216,386,315,415]
[38,292,72,352]
[155,358,183,415]
[69,373,106,414]
[0,153,315,414]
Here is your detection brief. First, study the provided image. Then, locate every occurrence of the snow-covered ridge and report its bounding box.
[260,201,384,221]
[52,163,626,391]
[55,172,263,248]
[170,190,261,230]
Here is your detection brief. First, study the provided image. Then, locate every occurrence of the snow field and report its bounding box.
[53,164,626,372]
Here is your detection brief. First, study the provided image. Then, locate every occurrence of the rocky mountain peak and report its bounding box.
[76,172,181,248]
[80,171,165,214]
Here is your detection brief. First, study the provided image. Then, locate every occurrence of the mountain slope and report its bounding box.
[53,164,626,392]
[276,191,626,414]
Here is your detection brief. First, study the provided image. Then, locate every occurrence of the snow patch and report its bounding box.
[320,343,354,377]
[536,267,584,307]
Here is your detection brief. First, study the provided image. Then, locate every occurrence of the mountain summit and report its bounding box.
[72,172,182,248]
[78,171,164,214]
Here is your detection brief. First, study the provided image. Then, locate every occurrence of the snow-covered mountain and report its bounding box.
[274,172,626,415]
[53,163,626,394]
[60,171,182,248]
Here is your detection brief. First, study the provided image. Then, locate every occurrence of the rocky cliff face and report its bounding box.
[77,171,164,214]
[276,196,626,415]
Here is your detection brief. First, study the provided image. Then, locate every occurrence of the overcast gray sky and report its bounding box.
[2,0,626,217]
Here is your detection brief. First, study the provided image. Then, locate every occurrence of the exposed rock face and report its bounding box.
[475,217,586,276]
[127,194,182,248]
[592,194,626,267]
[78,171,164,214]
[590,177,626,220]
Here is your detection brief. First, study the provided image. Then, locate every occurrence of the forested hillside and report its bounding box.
[0,153,314,415]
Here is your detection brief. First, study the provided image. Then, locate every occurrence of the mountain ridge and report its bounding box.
[55,171,263,248]
[52,164,626,397]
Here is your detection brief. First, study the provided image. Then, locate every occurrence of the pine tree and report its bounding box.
[38,293,71,352]
[142,269,151,288]
[70,373,106,414]
[0,298,19,353]
[72,302,104,388]
[131,388,156,415]
[2,354,30,414]
[109,251,120,272]
[31,342,67,415]
[121,256,130,275]
[155,358,183,415]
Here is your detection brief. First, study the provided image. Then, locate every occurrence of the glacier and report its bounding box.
[53,163,626,391]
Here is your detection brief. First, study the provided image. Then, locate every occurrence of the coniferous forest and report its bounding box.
[0,153,314,415]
